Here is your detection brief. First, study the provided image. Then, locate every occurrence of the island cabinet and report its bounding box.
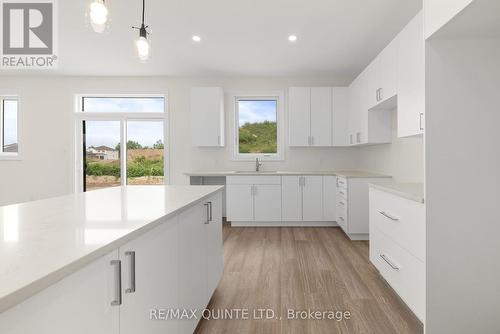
[0,191,224,334]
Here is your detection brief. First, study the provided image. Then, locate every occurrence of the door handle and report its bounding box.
[380,254,400,270]
[204,203,210,224]
[125,251,136,294]
[110,260,122,306]
[379,211,400,221]
[208,201,213,222]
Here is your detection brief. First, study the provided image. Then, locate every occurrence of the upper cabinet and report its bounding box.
[191,87,225,147]
[398,11,425,137]
[424,0,475,39]
[289,87,349,147]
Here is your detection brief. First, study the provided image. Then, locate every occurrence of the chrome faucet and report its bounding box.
[255,158,263,172]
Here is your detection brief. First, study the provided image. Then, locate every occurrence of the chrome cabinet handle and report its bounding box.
[380,254,400,270]
[339,216,344,221]
[125,252,136,294]
[339,191,345,196]
[204,203,210,224]
[217,135,221,146]
[379,88,383,101]
[339,201,345,206]
[110,260,122,306]
[379,211,400,221]
[419,113,424,131]
[208,201,213,222]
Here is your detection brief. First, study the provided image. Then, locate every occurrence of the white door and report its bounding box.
[178,202,208,334]
[191,87,224,147]
[206,192,224,299]
[310,87,333,146]
[282,176,303,221]
[323,176,337,221]
[226,185,254,221]
[398,11,425,137]
[120,218,180,334]
[254,185,282,222]
[0,250,120,334]
[302,176,324,221]
[289,87,311,146]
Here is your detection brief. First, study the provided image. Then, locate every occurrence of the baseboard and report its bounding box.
[345,233,369,241]
[230,221,339,227]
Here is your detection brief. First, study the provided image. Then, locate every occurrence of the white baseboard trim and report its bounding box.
[344,233,369,241]
[230,221,339,227]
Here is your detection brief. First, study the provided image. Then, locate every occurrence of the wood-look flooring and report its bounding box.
[195,224,423,334]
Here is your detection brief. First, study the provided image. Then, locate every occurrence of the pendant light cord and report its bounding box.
[141,0,145,25]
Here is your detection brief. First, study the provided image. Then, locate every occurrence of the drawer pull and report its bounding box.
[380,254,400,270]
[339,191,345,196]
[339,216,344,221]
[339,201,345,206]
[379,211,399,221]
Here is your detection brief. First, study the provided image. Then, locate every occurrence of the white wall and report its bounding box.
[358,110,424,182]
[0,76,362,206]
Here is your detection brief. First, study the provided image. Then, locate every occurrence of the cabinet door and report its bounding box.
[302,176,324,221]
[226,185,254,221]
[206,192,224,299]
[310,87,333,146]
[323,176,337,221]
[191,87,224,147]
[178,202,208,334]
[0,250,120,334]
[254,185,282,222]
[332,88,350,146]
[120,218,180,334]
[398,11,425,137]
[282,176,303,221]
[377,39,398,104]
[289,87,311,146]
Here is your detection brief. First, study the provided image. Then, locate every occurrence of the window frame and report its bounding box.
[0,96,21,160]
[232,91,284,161]
[74,94,169,193]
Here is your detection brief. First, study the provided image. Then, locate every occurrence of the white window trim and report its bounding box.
[0,96,21,161]
[231,91,285,161]
[73,93,169,193]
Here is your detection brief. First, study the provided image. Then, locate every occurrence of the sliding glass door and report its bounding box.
[77,96,167,192]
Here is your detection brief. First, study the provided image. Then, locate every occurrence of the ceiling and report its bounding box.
[2,0,422,81]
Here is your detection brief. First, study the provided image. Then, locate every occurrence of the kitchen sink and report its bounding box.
[234,171,279,174]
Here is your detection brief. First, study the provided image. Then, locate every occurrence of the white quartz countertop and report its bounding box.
[186,170,391,178]
[0,185,223,313]
[369,181,425,203]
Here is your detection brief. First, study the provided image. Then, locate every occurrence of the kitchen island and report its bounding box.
[0,185,224,334]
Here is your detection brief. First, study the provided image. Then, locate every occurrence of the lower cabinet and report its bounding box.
[302,176,324,221]
[0,192,224,334]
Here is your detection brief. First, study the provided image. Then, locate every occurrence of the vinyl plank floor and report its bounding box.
[195,224,423,334]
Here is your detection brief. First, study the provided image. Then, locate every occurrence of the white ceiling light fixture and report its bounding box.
[192,35,201,42]
[288,35,298,42]
[88,0,109,33]
[132,0,151,62]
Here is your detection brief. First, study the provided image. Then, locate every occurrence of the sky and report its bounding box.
[238,100,277,127]
[3,100,18,146]
[83,98,165,148]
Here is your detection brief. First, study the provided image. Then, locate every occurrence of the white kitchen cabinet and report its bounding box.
[226,184,254,221]
[288,87,311,146]
[254,185,282,221]
[397,11,425,137]
[0,250,120,334]
[206,192,224,299]
[191,87,225,147]
[424,0,474,39]
[302,176,324,221]
[374,39,398,107]
[322,176,337,221]
[281,176,302,221]
[310,87,333,146]
[332,88,350,146]
[120,218,180,334]
[226,176,282,223]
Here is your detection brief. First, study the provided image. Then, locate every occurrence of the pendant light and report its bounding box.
[132,0,151,62]
[88,0,109,33]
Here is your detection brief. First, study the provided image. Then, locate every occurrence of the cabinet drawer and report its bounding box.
[226,175,281,185]
[336,201,348,230]
[370,227,425,321]
[369,188,425,260]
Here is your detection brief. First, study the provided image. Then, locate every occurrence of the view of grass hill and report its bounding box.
[239,121,277,154]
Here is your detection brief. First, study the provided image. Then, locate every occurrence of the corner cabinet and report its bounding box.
[0,192,224,334]
[191,87,225,147]
[289,87,349,147]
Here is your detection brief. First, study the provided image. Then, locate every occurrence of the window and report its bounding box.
[234,94,283,160]
[0,98,19,157]
[76,95,167,192]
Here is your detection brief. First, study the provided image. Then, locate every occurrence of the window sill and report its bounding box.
[0,154,22,161]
